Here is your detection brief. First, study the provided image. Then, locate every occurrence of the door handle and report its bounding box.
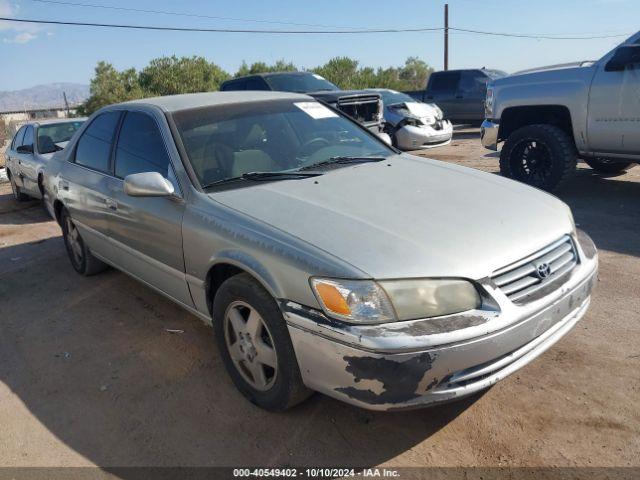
[59,180,69,191]
[105,198,118,211]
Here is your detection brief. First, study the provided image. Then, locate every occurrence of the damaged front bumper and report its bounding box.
[282,231,598,411]
[395,120,453,150]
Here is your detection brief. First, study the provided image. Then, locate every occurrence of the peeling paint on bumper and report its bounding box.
[283,234,597,411]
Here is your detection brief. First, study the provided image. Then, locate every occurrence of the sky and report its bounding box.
[0,0,638,91]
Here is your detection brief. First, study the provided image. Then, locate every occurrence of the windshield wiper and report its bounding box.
[299,156,386,171]
[202,171,322,189]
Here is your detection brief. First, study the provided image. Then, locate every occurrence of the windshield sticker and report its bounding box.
[294,102,338,119]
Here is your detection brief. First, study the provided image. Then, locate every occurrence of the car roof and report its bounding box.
[122,91,311,113]
[19,117,87,128]
[230,71,314,80]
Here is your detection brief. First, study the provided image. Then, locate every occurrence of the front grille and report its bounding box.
[336,95,380,125]
[492,236,578,303]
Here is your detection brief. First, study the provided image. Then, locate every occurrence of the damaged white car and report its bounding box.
[369,89,453,150]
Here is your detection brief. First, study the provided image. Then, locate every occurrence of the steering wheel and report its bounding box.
[298,137,331,159]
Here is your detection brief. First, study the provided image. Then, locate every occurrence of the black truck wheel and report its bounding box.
[500,124,577,192]
[584,158,634,175]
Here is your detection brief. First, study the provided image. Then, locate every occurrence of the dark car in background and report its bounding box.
[406,69,507,124]
[220,72,385,134]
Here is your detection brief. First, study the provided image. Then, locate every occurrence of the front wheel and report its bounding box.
[213,273,312,411]
[9,171,29,202]
[584,158,635,175]
[500,124,577,192]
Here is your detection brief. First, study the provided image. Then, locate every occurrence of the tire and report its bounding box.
[8,170,29,202]
[61,208,108,276]
[584,158,634,175]
[500,124,577,192]
[212,273,312,411]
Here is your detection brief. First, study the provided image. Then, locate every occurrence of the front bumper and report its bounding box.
[480,119,500,150]
[283,231,598,411]
[395,120,453,151]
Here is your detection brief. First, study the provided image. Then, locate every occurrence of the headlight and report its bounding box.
[485,86,494,118]
[311,278,481,324]
[404,116,426,127]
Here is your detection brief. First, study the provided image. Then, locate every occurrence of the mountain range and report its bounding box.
[0,83,89,112]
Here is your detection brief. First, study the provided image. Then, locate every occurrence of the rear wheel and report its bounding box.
[500,124,577,191]
[584,158,634,175]
[61,208,108,276]
[213,273,312,411]
[9,171,29,202]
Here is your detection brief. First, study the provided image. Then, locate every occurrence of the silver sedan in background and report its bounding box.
[368,88,453,150]
[5,118,85,201]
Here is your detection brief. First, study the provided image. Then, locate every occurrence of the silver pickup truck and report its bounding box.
[482,31,640,191]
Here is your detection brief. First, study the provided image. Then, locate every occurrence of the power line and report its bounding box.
[0,17,444,34]
[451,27,632,40]
[0,16,633,39]
[29,0,361,29]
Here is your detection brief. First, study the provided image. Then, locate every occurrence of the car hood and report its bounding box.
[308,90,381,103]
[512,61,595,76]
[209,155,574,280]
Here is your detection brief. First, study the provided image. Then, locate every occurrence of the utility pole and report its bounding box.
[63,92,70,118]
[444,3,449,71]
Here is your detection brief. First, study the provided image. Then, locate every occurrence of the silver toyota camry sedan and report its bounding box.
[5,118,85,201]
[44,91,598,411]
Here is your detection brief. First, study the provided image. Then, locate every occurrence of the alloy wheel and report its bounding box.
[511,139,553,188]
[223,301,278,391]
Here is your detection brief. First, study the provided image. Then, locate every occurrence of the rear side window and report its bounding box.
[75,111,121,172]
[221,80,245,91]
[428,72,461,92]
[114,112,173,180]
[11,126,26,149]
[22,126,34,148]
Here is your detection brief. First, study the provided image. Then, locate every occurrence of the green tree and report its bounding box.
[313,57,360,89]
[79,61,144,115]
[139,55,229,96]
[234,59,297,77]
[398,57,433,91]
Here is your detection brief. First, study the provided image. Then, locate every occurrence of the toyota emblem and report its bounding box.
[536,262,551,279]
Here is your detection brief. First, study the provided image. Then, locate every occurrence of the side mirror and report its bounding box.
[123,172,174,197]
[16,144,33,154]
[605,45,640,72]
[376,131,392,146]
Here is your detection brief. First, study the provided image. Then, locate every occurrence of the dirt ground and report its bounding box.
[0,128,638,474]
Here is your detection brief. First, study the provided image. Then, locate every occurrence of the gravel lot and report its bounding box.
[0,128,638,473]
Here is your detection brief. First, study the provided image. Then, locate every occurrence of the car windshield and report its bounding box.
[263,73,339,93]
[172,99,393,188]
[377,90,417,105]
[37,120,84,154]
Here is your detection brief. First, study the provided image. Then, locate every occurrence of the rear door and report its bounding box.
[58,111,122,259]
[107,109,191,305]
[457,70,490,122]
[424,71,461,120]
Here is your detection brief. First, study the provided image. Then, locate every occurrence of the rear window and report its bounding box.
[263,73,338,93]
[74,111,121,173]
[37,121,84,154]
[428,72,461,92]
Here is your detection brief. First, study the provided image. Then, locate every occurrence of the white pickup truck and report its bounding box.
[482,31,640,191]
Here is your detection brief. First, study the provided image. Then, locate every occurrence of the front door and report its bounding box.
[106,110,191,306]
[15,125,40,196]
[425,71,461,120]
[588,41,640,155]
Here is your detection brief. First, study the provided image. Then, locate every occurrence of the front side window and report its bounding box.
[263,73,338,93]
[459,72,490,94]
[428,72,461,92]
[114,112,173,181]
[37,121,85,154]
[22,126,34,148]
[75,111,121,172]
[172,99,393,188]
[11,126,27,150]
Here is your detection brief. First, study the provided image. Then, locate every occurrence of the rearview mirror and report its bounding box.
[16,144,33,154]
[605,45,640,72]
[123,172,174,197]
